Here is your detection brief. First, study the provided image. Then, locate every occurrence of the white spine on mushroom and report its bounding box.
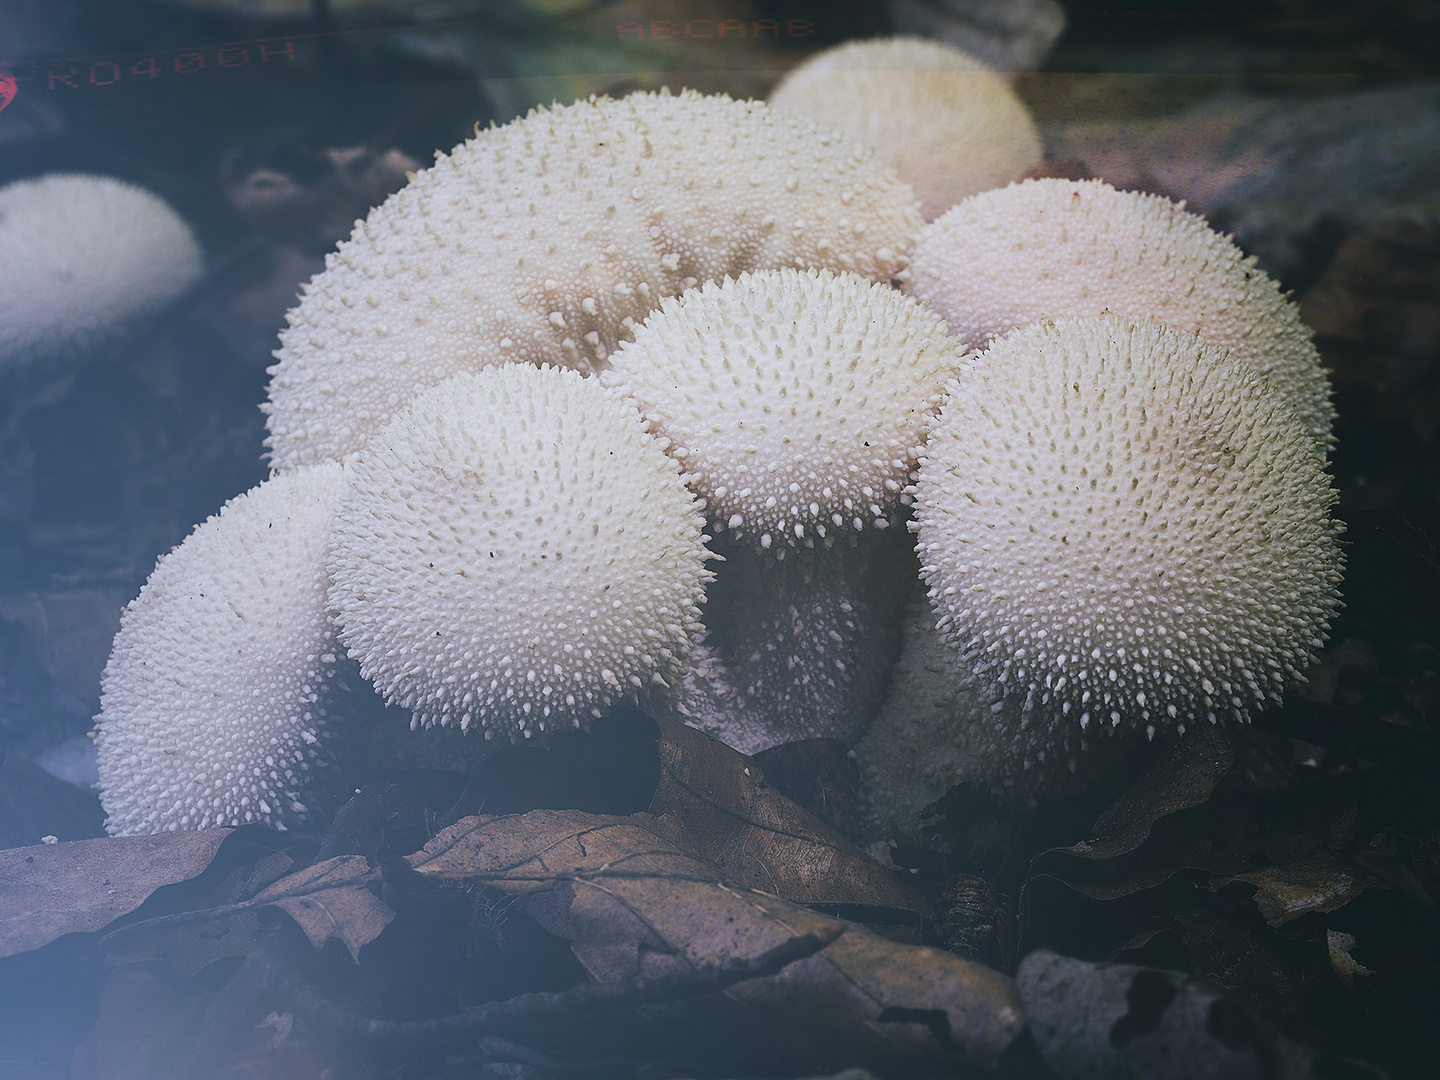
[263,90,923,470]
[769,36,1042,220]
[0,174,202,369]
[903,178,1336,451]
[645,629,749,743]
[95,463,347,836]
[602,268,967,549]
[915,314,1343,741]
[326,365,713,740]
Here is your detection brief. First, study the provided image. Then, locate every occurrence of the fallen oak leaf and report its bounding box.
[250,855,395,961]
[101,849,297,976]
[1045,722,1236,865]
[407,810,1023,1073]
[0,829,231,959]
[1018,949,1390,1080]
[1210,849,1383,926]
[95,854,393,963]
[648,715,930,916]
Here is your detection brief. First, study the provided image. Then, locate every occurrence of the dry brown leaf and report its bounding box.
[649,716,929,914]
[408,809,1023,1073]
[1212,850,1382,926]
[0,829,230,959]
[1057,723,1235,863]
[251,855,394,961]
[102,911,261,977]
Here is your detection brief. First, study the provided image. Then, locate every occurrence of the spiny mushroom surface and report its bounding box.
[0,174,202,371]
[602,268,967,550]
[915,314,1343,741]
[264,90,923,470]
[903,178,1336,450]
[95,463,346,835]
[326,364,713,740]
[769,36,1042,220]
[680,532,914,753]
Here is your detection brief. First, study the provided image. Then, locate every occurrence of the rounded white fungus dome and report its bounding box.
[769,37,1042,219]
[915,314,1343,740]
[264,90,924,470]
[327,365,713,740]
[95,463,346,835]
[602,268,967,550]
[903,178,1336,450]
[0,174,203,370]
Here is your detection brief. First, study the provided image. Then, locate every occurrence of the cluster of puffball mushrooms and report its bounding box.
[89,38,1344,846]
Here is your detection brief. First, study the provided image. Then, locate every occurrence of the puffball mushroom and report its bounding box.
[903,178,1337,451]
[601,268,967,550]
[914,314,1343,744]
[326,364,713,740]
[685,532,914,753]
[263,90,924,470]
[95,463,346,835]
[0,173,203,371]
[769,37,1043,220]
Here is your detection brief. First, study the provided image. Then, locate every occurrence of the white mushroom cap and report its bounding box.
[602,268,967,550]
[0,174,202,370]
[903,178,1336,450]
[915,314,1343,738]
[326,365,713,740]
[263,90,923,470]
[95,463,347,835]
[769,37,1042,219]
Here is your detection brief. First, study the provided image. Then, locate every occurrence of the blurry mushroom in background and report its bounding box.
[326,364,714,742]
[263,89,924,470]
[904,178,1337,451]
[94,463,346,835]
[769,37,1043,220]
[0,173,203,376]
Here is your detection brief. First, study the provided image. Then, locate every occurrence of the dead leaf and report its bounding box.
[751,736,862,833]
[649,716,928,915]
[1212,850,1382,926]
[1026,842,1258,905]
[1326,929,1375,991]
[1019,949,1339,1080]
[1060,722,1236,863]
[0,829,230,959]
[103,911,262,977]
[408,810,1023,1073]
[102,849,293,975]
[251,855,394,962]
